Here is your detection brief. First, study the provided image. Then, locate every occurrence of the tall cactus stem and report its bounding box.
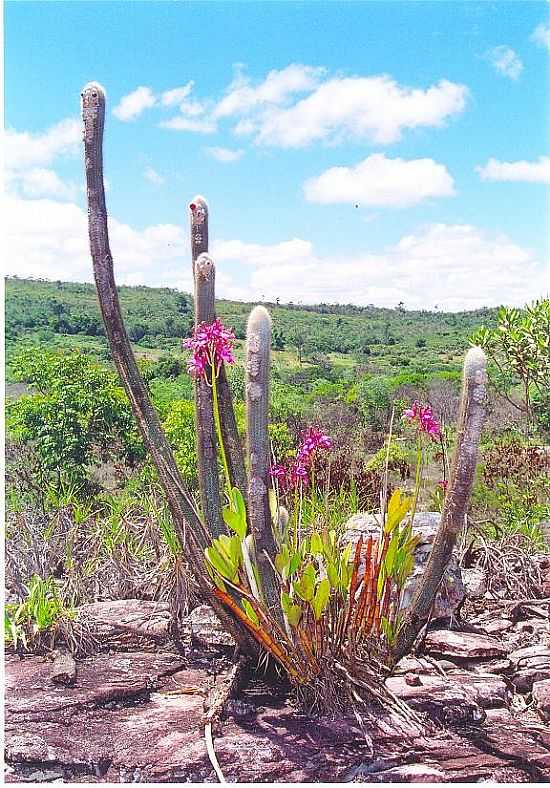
[189,195,209,273]
[81,83,256,655]
[245,306,283,623]
[393,346,487,662]
[192,253,225,538]
[189,198,248,500]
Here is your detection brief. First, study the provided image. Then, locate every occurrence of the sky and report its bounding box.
[4,0,550,311]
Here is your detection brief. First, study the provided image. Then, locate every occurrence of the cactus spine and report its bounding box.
[245,307,282,622]
[393,346,487,661]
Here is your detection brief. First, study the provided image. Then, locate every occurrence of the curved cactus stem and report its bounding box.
[193,252,225,539]
[392,347,487,662]
[81,83,257,656]
[189,198,248,500]
[246,306,283,624]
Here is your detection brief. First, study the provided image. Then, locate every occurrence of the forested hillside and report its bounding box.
[5,276,496,378]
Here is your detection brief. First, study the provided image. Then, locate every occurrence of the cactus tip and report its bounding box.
[81,81,106,99]
[189,194,209,213]
[248,305,272,328]
[464,345,487,374]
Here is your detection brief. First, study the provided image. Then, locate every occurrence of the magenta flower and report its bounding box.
[403,400,441,441]
[184,318,236,380]
[270,426,332,491]
[437,479,448,492]
[289,461,309,487]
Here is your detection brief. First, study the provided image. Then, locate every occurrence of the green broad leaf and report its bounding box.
[384,532,399,576]
[229,534,242,567]
[310,532,323,554]
[312,578,331,620]
[327,561,339,589]
[341,542,353,565]
[303,563,316,587]
[339,561,351,592]
[222,505,247,540]
[294,564,316,602]
[205,545,236,581]
[213,573,227,593]
[289,551,302,575]
[275,546,290,575]
[231,487,246,520]
[286,603,302,627]
[385,489,412,534]
[217,533,233,556]
[280,591,292,613]
[241,598,259,626]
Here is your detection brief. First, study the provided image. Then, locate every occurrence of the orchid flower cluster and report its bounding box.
[402,401,441,441]
[184,318,236,382]
[271,427,333,492]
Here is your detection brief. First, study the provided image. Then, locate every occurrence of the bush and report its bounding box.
[7,349,144,490]
[162,400,197,483]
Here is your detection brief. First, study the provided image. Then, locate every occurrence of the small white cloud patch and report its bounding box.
[304,154,455,207]
[486,46,523,80]
[113,86,156,121]
[476,156,550,184]
[205,147,244,163]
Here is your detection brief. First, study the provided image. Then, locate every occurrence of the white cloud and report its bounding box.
[12,168,78,200]
[161,82,194,106]
[5,119,81,202]
[214,64,326,118]
[160,116,216,133]
[156,67,467,147]
[476,156,550,184]
[213,225,548,310]
[205,146,244,163]
[144,166,165,185]
[531,22,550,53]
[237,75,468,147]
[486,46,523,80]
[6,193,546,312]
[212,238,314,267]
[304,154,455,207]
[5,118,81,171]
[4,195,193,292]
[113,86,156,121]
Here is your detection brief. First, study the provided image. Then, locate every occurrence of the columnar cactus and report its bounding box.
[81,82,256,655]
[392,346,487,661]
[245,307,282,621]
[192,251,225,538]
[189,198,248,498]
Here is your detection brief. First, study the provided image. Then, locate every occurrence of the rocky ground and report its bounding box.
[4,586,550,784]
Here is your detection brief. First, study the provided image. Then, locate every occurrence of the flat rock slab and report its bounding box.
[5,651,550,783]
[387,671,510,712]
[5,652,186,725]
[423,630,507,660]
[77,599,172,651]
[509,644,550,692]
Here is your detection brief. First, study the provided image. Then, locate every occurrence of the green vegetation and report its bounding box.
[5,277,549,674]
[6,276,495,382]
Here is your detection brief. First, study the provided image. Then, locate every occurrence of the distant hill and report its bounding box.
[5,276,497,378]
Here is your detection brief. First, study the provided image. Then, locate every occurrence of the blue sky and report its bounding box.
[5,1,550,310]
